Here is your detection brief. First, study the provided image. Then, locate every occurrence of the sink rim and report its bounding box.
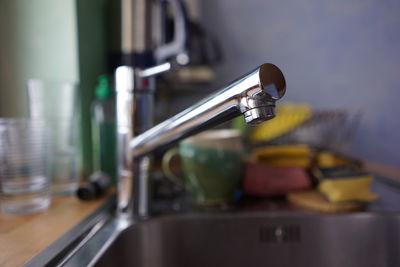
[24,195,400,267]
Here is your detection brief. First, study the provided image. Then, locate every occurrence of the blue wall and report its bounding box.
[200,0,400,167]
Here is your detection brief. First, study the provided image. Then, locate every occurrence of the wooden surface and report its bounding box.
[365,160,400,180]
[0,192,112,267]
[287,190,363,213]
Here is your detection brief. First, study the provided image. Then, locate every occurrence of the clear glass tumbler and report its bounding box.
[27,80,78,195]
[0,119,51,214]
[48,119,78,195]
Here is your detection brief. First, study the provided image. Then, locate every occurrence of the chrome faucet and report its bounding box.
[116,63,286,219]
[117,0,190,220]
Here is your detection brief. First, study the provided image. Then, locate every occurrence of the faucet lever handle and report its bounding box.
[137,62,172,78]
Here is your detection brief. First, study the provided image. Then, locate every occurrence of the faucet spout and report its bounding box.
[116,63,286,218]
[130,63,286,157]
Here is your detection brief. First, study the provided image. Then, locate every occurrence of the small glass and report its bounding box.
[0,119,51,214]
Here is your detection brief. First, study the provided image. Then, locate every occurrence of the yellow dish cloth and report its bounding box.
[318,175,378,203]
[252,144,313,168]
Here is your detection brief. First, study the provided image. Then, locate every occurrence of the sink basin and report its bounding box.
[94,211,400,267]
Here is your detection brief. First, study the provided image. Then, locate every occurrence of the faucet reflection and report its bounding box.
[116,63,286,219]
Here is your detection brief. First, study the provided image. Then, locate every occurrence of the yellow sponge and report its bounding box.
[315,151,363,168]
[318,175,378,203]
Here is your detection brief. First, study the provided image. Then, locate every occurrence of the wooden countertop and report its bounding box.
[0,192,112,267]
[365,160,400,180]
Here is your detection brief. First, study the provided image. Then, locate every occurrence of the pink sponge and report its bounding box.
[243,161,312,196]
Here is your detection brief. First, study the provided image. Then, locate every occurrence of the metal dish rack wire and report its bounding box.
[258,109,362,152]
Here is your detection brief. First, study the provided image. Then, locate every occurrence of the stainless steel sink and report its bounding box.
[94,211,400,267]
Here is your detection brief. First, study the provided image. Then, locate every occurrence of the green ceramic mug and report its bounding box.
[162,129,244,206]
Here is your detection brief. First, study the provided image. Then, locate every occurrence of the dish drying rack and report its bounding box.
[249,105,361,152]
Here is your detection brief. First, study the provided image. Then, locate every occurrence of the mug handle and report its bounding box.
[162,147,184,186]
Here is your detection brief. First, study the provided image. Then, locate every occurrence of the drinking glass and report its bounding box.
[27,79,78,195]
[0,119,51,214]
